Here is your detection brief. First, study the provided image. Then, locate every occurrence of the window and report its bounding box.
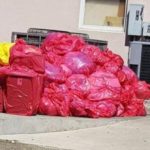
[79,0,127,33]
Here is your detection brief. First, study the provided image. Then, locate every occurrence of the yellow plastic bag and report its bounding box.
[0,43,14,65]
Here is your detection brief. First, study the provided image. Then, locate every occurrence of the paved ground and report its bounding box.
[0,116,150,150]
[0,101,149,150]
[0,113,133,135]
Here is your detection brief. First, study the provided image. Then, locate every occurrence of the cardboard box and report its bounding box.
[104,16,123,27]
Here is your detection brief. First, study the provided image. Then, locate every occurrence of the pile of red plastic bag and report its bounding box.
[0,32,150,118]
[39,33,150,118]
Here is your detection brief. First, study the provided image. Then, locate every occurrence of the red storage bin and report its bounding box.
[0,86,3,112]
[0,78,6,113]
[5,73,43,116]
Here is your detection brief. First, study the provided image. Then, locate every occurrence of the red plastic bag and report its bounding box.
[1,65,39,77]
[121,66,138,85]
[45,62,66,83]
[44,82,69,94]
[87,100,117,118]
[64,52,95,75]
[60,64,72,77]
[70,94,88,117]
[11,55,45,74]
[134,81,150,99]
[111,52,124,68]
[103,61,121,74]
[38,96,58,116]
[41,33,85,55]
[96,51,110,66]
[39,82,70,116]
[10,39,42,56]
[120,85,136,105]
[116,102,125,117]
[97,50,124,68]
[66,74,90,95]
[39,92,70,117]
[10,39,45,73]
[121,98,146,117]
[88,70,121,101]
[87,88,120,101]
[88,70,121,91]
[100,50,123,74]
[52,93,71,116]
[44,52,62,65]
[81,45,101,63]
[116,70,127,84]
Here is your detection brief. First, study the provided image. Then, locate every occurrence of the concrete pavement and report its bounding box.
[0,100,149,150]
[0,115,150,150]
[0,113,137,135]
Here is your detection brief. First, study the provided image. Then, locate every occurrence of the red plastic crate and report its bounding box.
[0,86,3,112]
[0,78,6,113]
[5,74,43,116]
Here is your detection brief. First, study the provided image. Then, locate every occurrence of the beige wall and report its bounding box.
[0,0,149,64]
[0,0,81,41]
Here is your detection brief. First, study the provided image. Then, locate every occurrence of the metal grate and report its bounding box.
[140,45,150,83]
[11,32,46,47]
[85,39,108,50]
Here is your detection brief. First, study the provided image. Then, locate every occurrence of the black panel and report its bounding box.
[129,64,138,75]
[140,45,150,83]
[85,39,108,50]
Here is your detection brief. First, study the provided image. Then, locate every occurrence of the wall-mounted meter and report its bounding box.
[128,4,144,36]
[143,22,150,37]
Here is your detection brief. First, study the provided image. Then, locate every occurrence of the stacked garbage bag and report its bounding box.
[39,33,150,118]
[0,32,150,117]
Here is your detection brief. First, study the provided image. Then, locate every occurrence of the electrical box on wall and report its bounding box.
[143,22,150,37]
[127,4,144,36]
[128,41,142,77]
[129,41,150,83]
